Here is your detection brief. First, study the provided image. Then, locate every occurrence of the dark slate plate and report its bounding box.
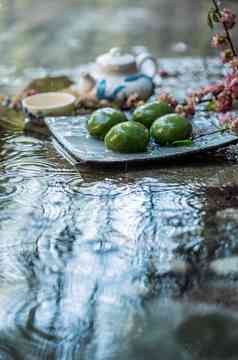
[45,114,238,166]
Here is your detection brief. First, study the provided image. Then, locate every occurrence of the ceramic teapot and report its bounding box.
[79,47,158,104]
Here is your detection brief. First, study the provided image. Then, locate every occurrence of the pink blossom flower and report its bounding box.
[216,90,233,112]
[219,113,234,126]
[219,114,238,131]
[225,72,236,86]
[185,103,196,117]
[201,83,224,96]
[175,104,184,116]
[175,101,195,118]
[211,34,228,49]
[190,92,203,103]
[228,78,238,99]
[221,8,236,29]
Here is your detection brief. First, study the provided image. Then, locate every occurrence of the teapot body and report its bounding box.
[92,71,154,102]
[79,48,157,104]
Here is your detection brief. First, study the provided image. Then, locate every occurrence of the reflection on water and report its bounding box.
[1,0,238,359]
[1,149,238,359]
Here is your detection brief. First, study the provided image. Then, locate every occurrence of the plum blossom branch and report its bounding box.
[192,0,238,125]
[155,1,238,125]
[212,0,237,56]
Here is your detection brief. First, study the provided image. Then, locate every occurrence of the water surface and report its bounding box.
[1,1,238,359]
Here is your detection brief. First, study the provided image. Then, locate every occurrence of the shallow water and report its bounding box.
[1,0,238,359]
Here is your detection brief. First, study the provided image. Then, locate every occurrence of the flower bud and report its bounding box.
[231,118,238,131]
[230,57,238,70]
[221,49,234,64]
[211,34,228,49]
[157,92,177,109]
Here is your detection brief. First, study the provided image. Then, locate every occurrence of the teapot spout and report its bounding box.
[80,72,96,94]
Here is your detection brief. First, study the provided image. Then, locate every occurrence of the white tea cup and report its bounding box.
[22,92,76,117]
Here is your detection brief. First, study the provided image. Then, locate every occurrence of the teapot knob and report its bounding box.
[109,47,121,57]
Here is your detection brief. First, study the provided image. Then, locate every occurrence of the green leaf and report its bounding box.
[207,7,220,29]
[212,10,220,23]
[172,139,193,147]
[0,106,25,131]
[208,12,214,29]
[207,100,216,111]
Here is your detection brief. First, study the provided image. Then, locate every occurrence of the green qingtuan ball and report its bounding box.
[132,101,173,129]
[105,121,149,153]
[87,108,127,140]
[150,114,192,146]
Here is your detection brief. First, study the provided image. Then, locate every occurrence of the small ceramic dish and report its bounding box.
[22,92,76,117]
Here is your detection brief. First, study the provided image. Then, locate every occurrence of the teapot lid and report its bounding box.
[96,48,137,75]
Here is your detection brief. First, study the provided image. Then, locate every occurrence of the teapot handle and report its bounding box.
[136,53,158,79]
